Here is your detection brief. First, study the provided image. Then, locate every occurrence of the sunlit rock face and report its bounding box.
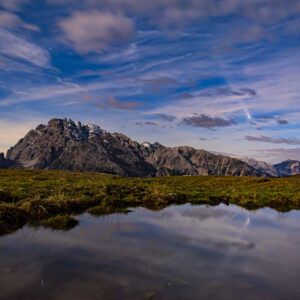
[5,118,263,177]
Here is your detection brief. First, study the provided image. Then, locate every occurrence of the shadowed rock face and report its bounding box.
[273,160,300,176]
[0,153,16,169]
[5,118,263,177]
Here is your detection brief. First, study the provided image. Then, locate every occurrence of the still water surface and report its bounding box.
[0,204,300,300]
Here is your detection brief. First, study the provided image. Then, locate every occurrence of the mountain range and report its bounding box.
[241,157,300,177]
[0,118,299,177]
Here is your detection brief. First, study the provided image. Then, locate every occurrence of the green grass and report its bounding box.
[0,169,300,236]
[42,215,79,231]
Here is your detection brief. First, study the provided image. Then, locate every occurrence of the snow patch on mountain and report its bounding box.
[60,118,106,141]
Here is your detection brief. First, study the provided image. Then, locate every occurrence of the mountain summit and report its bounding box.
[3,118,264,177]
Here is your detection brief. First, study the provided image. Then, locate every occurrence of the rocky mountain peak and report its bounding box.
[3,118,265,177]
[40,118,106,141]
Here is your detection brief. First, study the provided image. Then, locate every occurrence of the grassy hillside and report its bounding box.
[1,169,300,235]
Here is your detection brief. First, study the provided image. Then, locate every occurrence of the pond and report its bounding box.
[0,204,299,300]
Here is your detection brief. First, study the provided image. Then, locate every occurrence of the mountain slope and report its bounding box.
[273,160,300,176]
[143,145,263,176]
[6,118,156,177]
[241,157,279,177]
[241,157,300,177]
[4,118,264,177]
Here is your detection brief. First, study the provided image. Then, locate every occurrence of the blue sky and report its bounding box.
[0,0,300,163]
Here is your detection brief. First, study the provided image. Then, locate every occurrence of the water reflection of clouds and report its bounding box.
[0,204,300,299]
[142,204,255,251]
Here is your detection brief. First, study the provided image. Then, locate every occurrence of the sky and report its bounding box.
[0,0,299,163]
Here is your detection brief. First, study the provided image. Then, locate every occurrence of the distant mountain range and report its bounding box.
[241,157,300,177]
[0,118,264,177]
[0,118,299,177]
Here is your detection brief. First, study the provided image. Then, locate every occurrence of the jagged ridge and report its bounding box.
[2,118,264,177]
[242,157,300,177]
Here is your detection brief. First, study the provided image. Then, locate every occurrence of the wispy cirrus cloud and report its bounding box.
[197,87,257,98]
[246,135,300,145]
[0,77,140,106]
[0,28,51,68]
[225,25,274,44]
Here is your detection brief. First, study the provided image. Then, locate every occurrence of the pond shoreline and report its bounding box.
[1,169,300,235]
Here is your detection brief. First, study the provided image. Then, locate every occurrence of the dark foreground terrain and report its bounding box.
[1,169,300,236]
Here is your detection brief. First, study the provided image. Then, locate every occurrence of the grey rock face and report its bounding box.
[6,118,155,177]
[241,157,300,177]
[5,118,264,177]
[144,146,263,177]
[241,157,279,177]
[273,160,300,176]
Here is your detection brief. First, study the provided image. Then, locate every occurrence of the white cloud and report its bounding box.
[58,11,135,54]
